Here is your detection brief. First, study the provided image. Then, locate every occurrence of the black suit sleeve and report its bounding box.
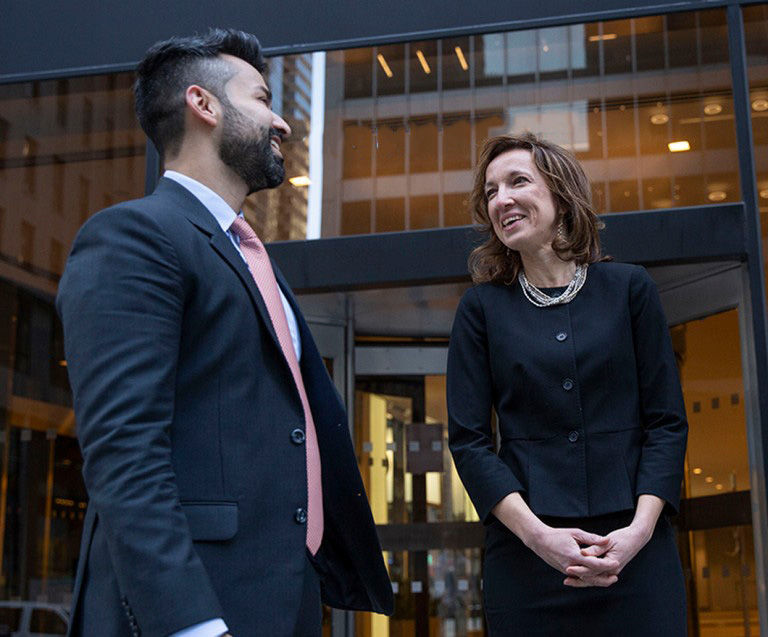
[447,287,525,524]
[630,266,688,514]
[57,207,223,636]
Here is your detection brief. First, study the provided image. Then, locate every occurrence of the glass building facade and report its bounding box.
[1,2,767,636]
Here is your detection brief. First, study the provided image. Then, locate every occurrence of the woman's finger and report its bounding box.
[572,530,609,546]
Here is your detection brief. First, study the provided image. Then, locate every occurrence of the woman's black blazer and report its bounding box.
[447,262,688,523]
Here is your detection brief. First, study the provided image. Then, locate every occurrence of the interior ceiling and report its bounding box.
[297,260,742,338]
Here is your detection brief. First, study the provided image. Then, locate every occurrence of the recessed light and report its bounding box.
[703,103,723,116]
[705,476,714,483]
[692,467,703,475]
[289,176,311,187]
[708,191,727,202]
[715,484,724,490]
[650,113,669,125]
[668,141,691,152]
[752,98,768,112]
[759,189,768,200]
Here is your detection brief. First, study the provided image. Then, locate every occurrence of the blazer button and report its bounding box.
[568,430,580,443]
[291,428,306,444]
[295,507,308,524]
[556,332,568,342]
[562,378,574,391]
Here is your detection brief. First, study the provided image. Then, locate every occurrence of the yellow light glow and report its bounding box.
[454,46,469,71]
[588,33,618,42]
[707,191,727,202]
[752,98,768,112]
[703,103,723,116]
[377,53,393,78]
[715,484,724,490]
[58,360,67,367]
[759,189,768,200]
[692,467,703,475]
[668,141,691,152]
[416,50,431,74]
[705,476,714,483]
[289,176,311,187]
[650,113,669,125]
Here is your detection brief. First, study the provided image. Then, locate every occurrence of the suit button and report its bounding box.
[295,507,308,524]
[291,428,306,444]
[562,378,574,391]
[556,332,568,342]
[568,430,580,443]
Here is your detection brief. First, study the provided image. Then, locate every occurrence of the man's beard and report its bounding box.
[218,102,286,195]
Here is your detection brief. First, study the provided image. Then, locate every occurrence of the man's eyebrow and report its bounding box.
[257,86,273,103]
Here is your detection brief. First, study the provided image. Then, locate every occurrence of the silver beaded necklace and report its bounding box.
[518,264,587,307]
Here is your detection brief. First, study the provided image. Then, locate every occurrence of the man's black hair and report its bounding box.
[134,28,266,157]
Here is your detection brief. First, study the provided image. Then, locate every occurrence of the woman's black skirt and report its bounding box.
[483,510,687,636]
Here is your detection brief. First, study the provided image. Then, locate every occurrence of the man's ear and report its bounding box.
[185,85,221,128]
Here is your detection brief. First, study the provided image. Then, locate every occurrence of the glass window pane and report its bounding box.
[442,37,471,91]
[409,41,438,94]
[341,200,371,235]
[410,195,439,230]
[441,115,471,172]
[377,44,406,96]
[343,122,373,179]
[409,118,438,173]
[375,198,405,233]
[375,121,405,176]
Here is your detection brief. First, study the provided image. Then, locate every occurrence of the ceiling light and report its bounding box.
[705,476,714,483]
[289,176,311,187]
[377,53,393,78]
[588,33,618,42]
[715,484,724,491]
[416,50,431,74]
[58,360,67,367]
[707,190,727,202]
[752,98,768,112]
[759,189,768,200]
[703,103,723,116]
[668,141,691,152]
[454,46,469,71]
[692,467,703,475]
[650,113,669,125]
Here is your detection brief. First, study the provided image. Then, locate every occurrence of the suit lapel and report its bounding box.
[155,178,283,352]
[208,232,281,350]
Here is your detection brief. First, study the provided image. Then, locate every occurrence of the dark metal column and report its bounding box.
[727,3,768,629]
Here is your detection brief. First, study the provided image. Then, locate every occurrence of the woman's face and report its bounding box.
[484,149,559,259]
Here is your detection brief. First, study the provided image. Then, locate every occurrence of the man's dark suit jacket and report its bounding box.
[57,178,394,636]
[447,262,688,524]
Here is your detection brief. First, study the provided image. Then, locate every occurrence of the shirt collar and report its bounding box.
[164,170,241,233]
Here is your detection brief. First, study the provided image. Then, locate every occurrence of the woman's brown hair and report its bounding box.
[467,131,605,285]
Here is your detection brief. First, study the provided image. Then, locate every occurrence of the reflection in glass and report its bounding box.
[0,73,141,610]
[323,9,740,236]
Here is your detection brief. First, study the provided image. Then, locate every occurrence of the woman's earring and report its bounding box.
[556,220,564,239]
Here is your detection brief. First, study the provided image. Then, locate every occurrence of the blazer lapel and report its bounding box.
[208,232,281,350]
[155,178,282,351]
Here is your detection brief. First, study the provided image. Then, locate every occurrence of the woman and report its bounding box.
[447,132,688,636]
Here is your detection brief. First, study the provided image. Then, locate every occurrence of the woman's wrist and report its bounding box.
[491,492,547,547]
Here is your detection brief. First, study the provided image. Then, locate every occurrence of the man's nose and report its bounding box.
[274,113,292,138]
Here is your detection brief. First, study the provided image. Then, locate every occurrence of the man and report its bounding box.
[57,28,393,637]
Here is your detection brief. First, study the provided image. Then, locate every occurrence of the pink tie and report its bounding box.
[229,217,323,554]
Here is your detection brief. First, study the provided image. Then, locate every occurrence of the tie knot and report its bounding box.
[230,217,261,247]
